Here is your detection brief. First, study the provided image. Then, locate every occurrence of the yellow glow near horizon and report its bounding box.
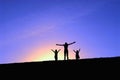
[23,44,78,62]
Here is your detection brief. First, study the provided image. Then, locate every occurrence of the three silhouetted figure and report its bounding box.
[51,49,61,61]
[56,42,76,60]
[73,49,80,60]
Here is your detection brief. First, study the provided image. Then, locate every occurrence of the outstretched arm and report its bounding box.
[68,41,76,45]
[58,49,61,52]
[73,50,76,53]
[51,49,55,53]
[56,44,64,46]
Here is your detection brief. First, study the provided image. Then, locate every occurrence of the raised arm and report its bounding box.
[73,50,76,53]
[68,41,76,45]
[56,44,64,46]
[51,49,55,53]
[58,49,61,52]
[79,49,81,52]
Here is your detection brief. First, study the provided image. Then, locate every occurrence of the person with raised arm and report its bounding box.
[51,49,61,61]
[73,49,80,60]
[56,41,76,60]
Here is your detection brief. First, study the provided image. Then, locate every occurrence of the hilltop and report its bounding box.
[1,56,120,68]
[1,57,120,77]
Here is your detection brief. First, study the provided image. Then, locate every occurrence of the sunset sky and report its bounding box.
[0,0,120,64]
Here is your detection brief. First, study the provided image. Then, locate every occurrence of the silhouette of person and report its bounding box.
[56,41,76,60]
[51,49,61,61]
[73,49,80,60]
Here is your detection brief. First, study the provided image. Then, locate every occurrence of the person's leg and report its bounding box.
[77,53,79,60]
[56,54,58,61]
[66,50,69,60]
[54,55,56,61]
[75,54,77,60]
[64,51,66,60]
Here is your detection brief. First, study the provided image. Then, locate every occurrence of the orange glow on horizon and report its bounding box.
[23,44,83,62]
[22,41,89,63]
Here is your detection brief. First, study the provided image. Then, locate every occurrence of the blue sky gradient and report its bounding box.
[0,0,120,64]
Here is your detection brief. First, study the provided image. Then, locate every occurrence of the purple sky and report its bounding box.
[0,0,120,64]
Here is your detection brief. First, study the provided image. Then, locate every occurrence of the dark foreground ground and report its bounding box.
[1,56,120,67]
[0,57,120,77]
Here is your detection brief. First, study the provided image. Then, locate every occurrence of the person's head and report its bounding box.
[65,42,68,45]
[76,50,79,54]
[55,49,57,52]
